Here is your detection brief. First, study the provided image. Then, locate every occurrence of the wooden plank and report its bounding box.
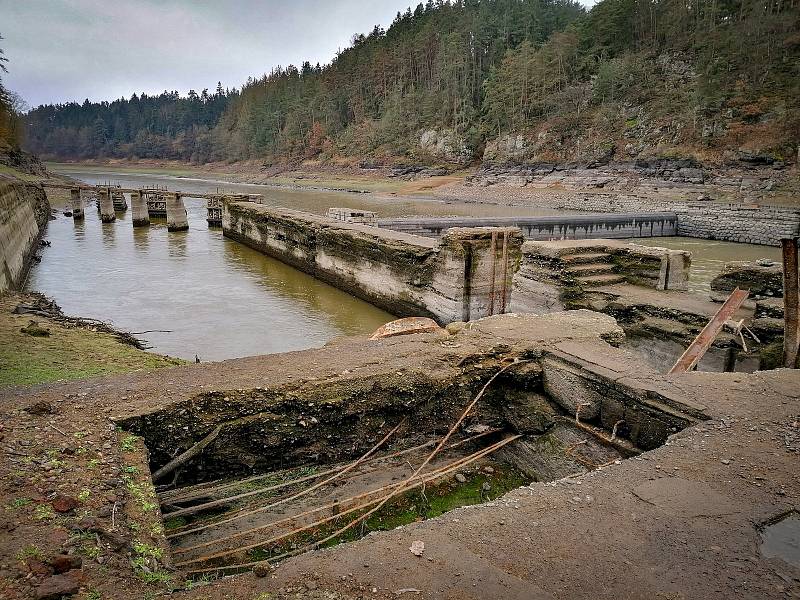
[668,288,750,374]
[782,238,800,368]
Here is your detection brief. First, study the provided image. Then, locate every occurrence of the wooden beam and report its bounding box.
[668,288,750,374]
[782,238,800,368]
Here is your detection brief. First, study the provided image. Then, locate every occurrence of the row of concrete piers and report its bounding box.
[62,185,260,232]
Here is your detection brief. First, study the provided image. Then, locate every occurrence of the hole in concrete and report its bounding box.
[759,510,800,568]
[118,354,703,577]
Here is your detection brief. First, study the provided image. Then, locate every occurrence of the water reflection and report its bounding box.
[28,183,393,362]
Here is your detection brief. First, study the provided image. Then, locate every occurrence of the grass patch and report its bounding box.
[0,295,184,388]
[16,545,43,560]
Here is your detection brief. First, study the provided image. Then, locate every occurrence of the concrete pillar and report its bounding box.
[98,188,116,223]
[439,227,523,322]
[166,192,188,232]
[112,190,128,211]
[131,190,150,227]
[70,188,84,220]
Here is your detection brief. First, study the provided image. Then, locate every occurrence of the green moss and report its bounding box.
[759,339,785,371]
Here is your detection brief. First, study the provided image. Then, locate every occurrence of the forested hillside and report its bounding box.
[0,37,22,152]
[23,0,800,167]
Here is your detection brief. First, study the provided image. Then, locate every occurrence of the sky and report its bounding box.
[1,0,595,109]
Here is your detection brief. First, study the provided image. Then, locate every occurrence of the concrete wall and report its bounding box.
[0,180,49,292]
[497,193,800,246]
[222,201,523,323]
[509,239,690,314]
[378,212,678,241]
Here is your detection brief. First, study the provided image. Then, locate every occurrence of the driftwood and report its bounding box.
[12,293,149,350]
[152,425,223,481]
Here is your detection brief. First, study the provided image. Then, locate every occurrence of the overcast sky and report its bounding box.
[1,0,595,109]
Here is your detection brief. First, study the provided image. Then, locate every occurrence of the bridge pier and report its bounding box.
[70,188,84,220]
[166,192,188,232]
[131,190,150,227]
[112,190,128,211]
[98,188,116,223]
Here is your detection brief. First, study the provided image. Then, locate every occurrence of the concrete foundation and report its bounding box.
[130,190,150,227]
[166,192,188,232]
[222,201,523,323]
[98,188,116,223]
[327,207,378,225]
[70,188,84,220]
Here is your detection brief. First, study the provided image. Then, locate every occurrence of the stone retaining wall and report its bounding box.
[378,213,677,241]
[0,180,49,292]
[489,193,800,246]
[223,201,523,323]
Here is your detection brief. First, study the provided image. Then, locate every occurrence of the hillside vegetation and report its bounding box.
[23,0,800,168]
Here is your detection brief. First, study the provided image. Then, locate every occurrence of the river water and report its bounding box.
[28,166,782,362]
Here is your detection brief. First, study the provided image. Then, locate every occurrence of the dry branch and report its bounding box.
[152,425,222,482]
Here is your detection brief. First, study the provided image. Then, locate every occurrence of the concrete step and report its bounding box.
[561,252,611,265]
[576,273,626,287]
[565,263,615,276]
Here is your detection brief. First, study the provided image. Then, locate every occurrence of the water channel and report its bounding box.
[27,166,781,363]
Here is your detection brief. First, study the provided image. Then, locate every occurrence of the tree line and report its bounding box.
[22,0,800,164]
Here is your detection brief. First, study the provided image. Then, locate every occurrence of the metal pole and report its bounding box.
[782,238,799,368]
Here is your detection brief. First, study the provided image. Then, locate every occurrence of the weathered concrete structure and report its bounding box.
[98,188,116,223]
[223,201,523,322]
[2,309,798,599]
[112,190,128,211]
[130,190,150,227]
[0,180,50,292]
[509,239,690,314]
[143,188,167,217]
[327,207,378,225]
[206,195,223,226]
[69,187,84,220]
[166,192,189,232]
[711,260,783,297]
[454,187,800,246]
[378,212,678,240]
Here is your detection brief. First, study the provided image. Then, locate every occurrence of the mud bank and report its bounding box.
[0,179,50,292]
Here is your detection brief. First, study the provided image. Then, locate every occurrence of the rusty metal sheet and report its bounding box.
[668,287,750,374]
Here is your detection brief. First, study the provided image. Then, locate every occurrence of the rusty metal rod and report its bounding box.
[271,361,529,563]
[488,231,497,315]
[173,434,509,558]
[167,428,500,540]
[166,418,405,520]
[668,287,749,374]
[181,435,520,572]
[782,238,799,368]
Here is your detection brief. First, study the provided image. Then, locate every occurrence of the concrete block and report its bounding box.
[98,188,115,223]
